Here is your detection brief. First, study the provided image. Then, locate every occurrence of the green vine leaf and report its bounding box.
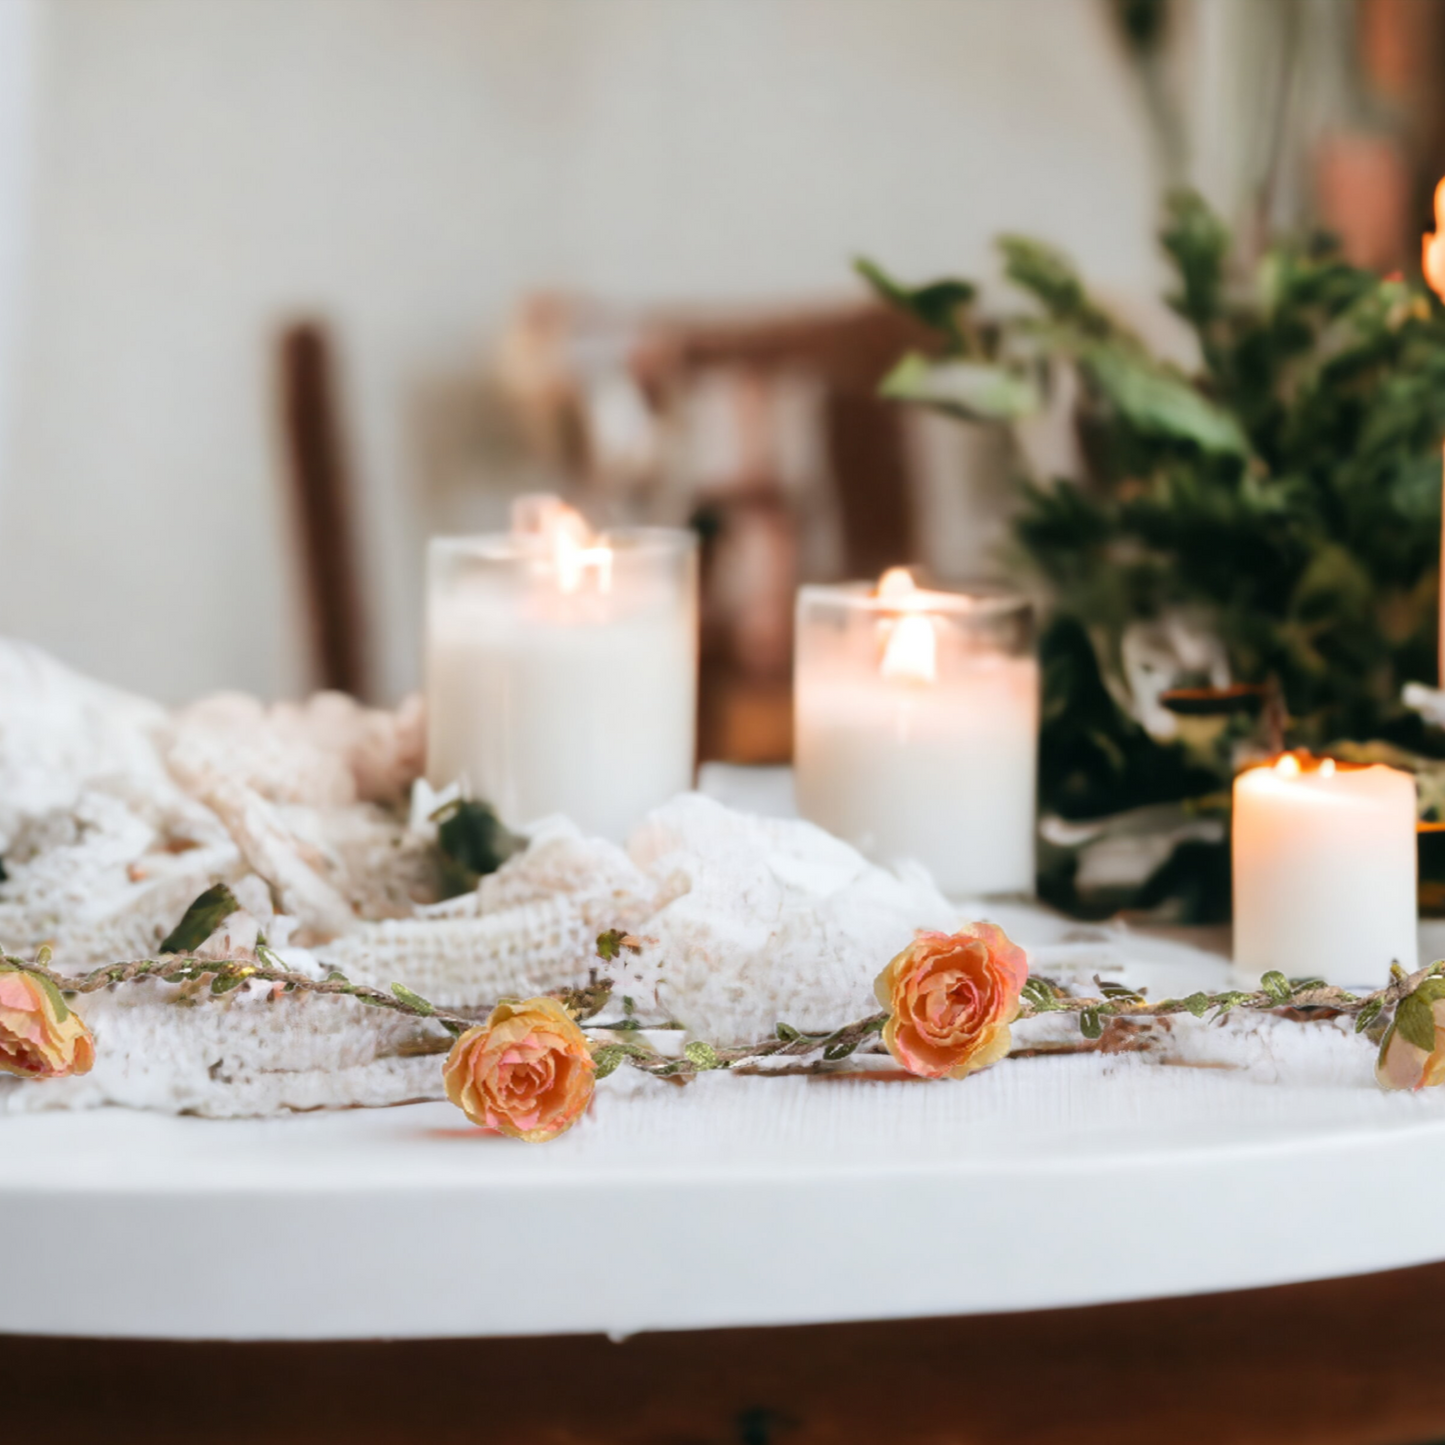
[1099,979,1145,1003]
[1260,971,1292,1005]
[597,930,642,962]
[391,982,435,1017]
[592,1045,626,1079]
[159,883,240,955]
[1354,998,1385,1034]
[684,1041,724,1071]
[1394,992,1439,1053]
[591,1040,651,1079]
[1022,978,1062,1011]
[1080,1007,1104,1040]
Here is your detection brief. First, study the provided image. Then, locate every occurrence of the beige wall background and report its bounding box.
[0,0,1172,705]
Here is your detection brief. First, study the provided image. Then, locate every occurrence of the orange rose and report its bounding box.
[1376,979,1445,1091]
[443,997,595,1141]
[0,967,95,1080]
[874,924,1028,1080]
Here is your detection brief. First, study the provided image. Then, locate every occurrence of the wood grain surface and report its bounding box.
[11,1261,1445,1444]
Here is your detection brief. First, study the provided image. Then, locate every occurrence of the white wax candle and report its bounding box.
[425,501,697,841]
[794,574,1038,898]
[1232,754,1417,987]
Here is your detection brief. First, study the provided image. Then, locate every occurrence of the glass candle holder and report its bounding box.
[425,499,698,841]
[793,572,1038,898]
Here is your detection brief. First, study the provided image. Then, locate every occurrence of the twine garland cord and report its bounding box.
[4,942,1435,1085]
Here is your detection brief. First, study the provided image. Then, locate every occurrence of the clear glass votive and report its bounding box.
[793,572,1038,898]
[425,501,698,841]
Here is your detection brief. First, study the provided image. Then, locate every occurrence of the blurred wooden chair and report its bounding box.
[276,320,371,700]
[495,296,933,763]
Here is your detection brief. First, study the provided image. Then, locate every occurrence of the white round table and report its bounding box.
[7,766,1445,1341]
[8,1000,1445,1341]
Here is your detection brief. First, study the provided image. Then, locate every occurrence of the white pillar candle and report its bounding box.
[793,570,1038,898]
[1233,753,1418,987]
[425,495,697,840]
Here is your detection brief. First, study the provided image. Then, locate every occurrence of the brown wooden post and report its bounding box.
[277,320,370,699]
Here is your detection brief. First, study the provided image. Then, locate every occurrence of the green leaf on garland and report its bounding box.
[1080,1007,1104,1040]
[1393,991,1438,1053]
[775,1021,804,1042]
[592,1045,626,1079]
[160,883,240,955]
[684,1041,724,1071]
[1022,978,1060,1011]
[1259,971,1292,1004]
[1354,998,1385,1034]
[391,982,435,1017]
[1099,979,1145,1002]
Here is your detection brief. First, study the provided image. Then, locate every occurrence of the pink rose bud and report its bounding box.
[443,996,596,1142]
[0,967,96,1080]
[1376,979,1445,1091]
[874,923,1028,1080]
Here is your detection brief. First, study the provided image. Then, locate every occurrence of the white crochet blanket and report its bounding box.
[0,640,1387,1119]
[0,640,973,1115]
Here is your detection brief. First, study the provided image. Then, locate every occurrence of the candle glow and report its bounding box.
[876,571,938,684]
[511,494,614,596]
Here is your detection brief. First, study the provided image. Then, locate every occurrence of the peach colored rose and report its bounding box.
[1376,979,1445,1091]
[0,967,95,1080]
[443,997,595,1141]
[874,924,1028,1080]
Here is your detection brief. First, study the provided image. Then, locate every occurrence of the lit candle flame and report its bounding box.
[876,568,937,682]
[512,493,612,594]
[877,566,918,602]
[1425,179,1445,301]
[1275,753,1302,778]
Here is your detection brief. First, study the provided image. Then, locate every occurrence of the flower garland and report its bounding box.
[2,916,1443,1142]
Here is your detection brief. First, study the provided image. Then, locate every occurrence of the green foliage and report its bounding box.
[867,191,1445,919]
[160,883,240,955]
[854,257,976,353]
[433,799,523,897]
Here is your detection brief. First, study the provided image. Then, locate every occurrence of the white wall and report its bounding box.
[0,0,1162,704]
